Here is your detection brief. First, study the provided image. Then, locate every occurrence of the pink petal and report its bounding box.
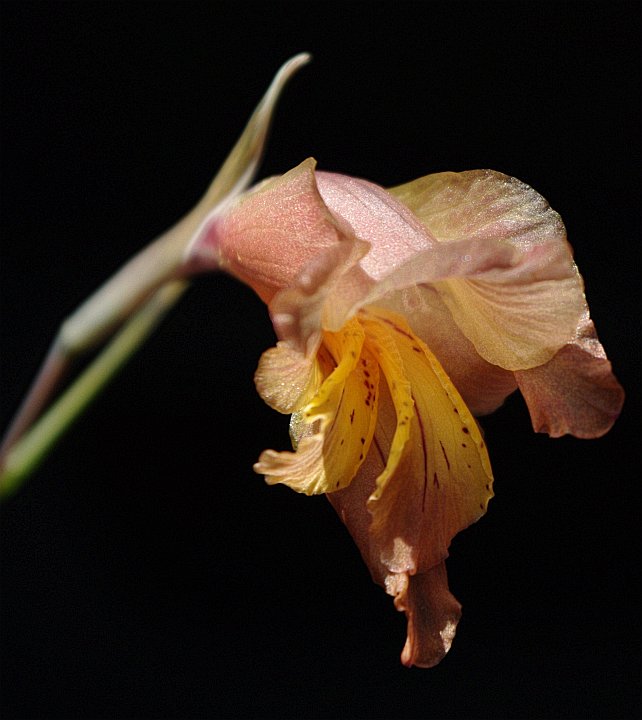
[268,237,371,356]
[188,158,345,303]
[515,316,625,438]
[269,217,520,357]
[316,171,439,277]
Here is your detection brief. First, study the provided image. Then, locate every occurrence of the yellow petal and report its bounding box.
[254,319,379,494]
[357,313,415,496]
[361,308,493,572]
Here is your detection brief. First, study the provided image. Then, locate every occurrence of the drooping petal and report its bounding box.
[326,378,397,586]
[389,169,586,369]
[331,463,464,668]
[254,319,379,494]
[515,315,625,437]
[327,310,489,667]
[392,562,462,668]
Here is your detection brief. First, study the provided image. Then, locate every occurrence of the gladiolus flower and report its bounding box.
[186,157,624,667]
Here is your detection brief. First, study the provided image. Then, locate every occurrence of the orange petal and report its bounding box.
[327,336,476,667]
[361,309,493,572]
[331,308,492,667]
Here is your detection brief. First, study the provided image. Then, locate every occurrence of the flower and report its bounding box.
[186,157,624,667]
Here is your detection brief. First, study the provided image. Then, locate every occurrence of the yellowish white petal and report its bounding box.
[390,169,585,369]
[254,342,319,413]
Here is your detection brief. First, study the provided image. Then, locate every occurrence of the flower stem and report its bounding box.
[0,53,311,497]
[0,281,189,498]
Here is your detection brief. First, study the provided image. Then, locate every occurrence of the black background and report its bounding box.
[1,2,640,719]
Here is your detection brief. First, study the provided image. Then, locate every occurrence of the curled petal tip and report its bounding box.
[260,53,312,118]
[280,52,313,72]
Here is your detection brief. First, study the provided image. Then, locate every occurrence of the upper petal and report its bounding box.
[389,170,586,370]
[269,199,520,356]
[315,171,439,278]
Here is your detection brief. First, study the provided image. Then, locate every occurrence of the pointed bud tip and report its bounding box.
[270,53,312,89]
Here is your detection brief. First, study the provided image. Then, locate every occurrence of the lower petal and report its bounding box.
[362,308,494,572]
[254,342,319,413]
[328,310,493,667]
[254,320,380,494]
[388,562,462,668]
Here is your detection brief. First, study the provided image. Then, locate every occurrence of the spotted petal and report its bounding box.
[328,308,492,667]
[361,308,493,572]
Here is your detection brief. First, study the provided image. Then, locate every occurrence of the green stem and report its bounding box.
[0,280,189,498]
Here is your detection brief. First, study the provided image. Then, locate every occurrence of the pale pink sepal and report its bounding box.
[187,159,347,304]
